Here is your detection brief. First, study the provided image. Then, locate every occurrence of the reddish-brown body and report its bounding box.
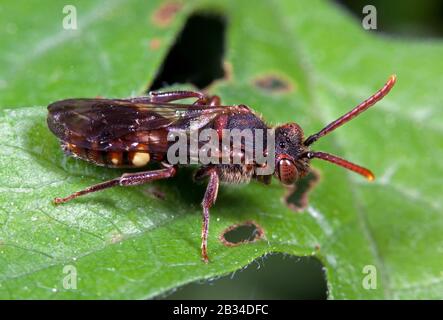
[47,76,397,262]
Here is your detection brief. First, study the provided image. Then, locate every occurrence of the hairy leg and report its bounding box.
[149,90,205,103]
[129,90,222,106]
[196,166,220,263]
[54,163,177,204]
[192,93,221,106]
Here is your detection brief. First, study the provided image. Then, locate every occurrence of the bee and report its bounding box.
[47,75,397,262]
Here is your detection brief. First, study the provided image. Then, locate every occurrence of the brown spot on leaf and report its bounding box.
[284,169,320,212]
[149,38,162,50]
[253,73,294,94]
[152,2,183,27]
[219,220,265,247]
[149,12,227,91]
[223,60,233,81]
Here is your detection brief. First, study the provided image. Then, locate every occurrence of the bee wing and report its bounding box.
[47,98,235,152]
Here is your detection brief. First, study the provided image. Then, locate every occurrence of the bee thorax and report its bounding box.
[218,164,255,184]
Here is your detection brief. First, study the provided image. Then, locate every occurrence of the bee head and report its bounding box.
[273,123,310,185]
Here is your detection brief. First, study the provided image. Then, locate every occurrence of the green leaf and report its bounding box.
[1,0,442,299]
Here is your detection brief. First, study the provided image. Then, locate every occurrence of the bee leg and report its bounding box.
[198,166,220,263]
[53,163,177,204]
[148,90,206,103]
[189,94,221,106]
[145,90,222,107]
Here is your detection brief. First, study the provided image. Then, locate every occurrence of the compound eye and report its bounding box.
[277,159,298,185]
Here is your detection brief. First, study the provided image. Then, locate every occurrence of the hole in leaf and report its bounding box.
[163,254,327,299]
[284,169,320,212]
[220,221,265,247]
[253,73,294,94]
[149,12,227,91]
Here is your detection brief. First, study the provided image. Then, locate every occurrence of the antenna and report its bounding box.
[303,151,374,181]
[304,75,397,146]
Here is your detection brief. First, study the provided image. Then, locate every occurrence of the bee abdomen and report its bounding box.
[61,142,153,168]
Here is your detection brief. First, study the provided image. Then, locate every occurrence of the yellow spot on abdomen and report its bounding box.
[132,152,150,167]
[108,152,122,166]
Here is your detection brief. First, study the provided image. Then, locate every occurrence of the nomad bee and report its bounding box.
[48,75,396,262]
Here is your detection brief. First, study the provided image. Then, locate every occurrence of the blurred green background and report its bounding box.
[338,0,443,38]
